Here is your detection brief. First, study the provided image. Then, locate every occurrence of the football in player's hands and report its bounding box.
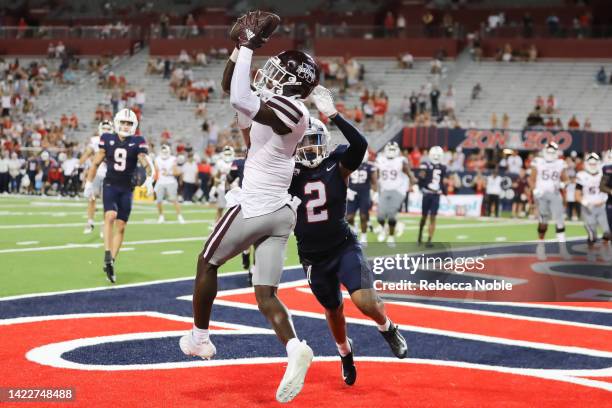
[229,10,281,50]
[311,85,338,118]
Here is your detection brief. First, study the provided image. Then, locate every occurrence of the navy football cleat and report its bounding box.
[379,322,408,359]
[104,262,116,284]
[340,338,356,386]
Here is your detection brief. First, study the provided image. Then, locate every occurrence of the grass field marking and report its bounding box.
[16,241,39,245]
[161,250,184,255]
[0,266,303,302]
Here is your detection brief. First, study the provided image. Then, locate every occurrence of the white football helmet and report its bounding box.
[585,152,601,175]
[429,145,444,165]
[177,154,186,165]
[543,141,559,162]
[113,108,138,137]
[222,146,235,163]
[160,144,171,159]
[40,151,50,161]
[295,118,330,168]
[98,120,114,136]
[58,152,67,163]
[384,142,400,159]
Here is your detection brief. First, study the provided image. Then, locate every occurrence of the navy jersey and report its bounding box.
[603,164,612,204]
[289,145,353,260]
[227,158,245,187]
[99,133,147,190]
[417,162,447,194]
[348,162,374,191]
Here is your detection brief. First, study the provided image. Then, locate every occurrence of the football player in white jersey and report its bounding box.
[80,120,112,235]
[154,144,185,224]
[375,142,415,246]
[180,11,318,403]
[576,153,611,262]
[211,146,235,222]
[529,142,570,260]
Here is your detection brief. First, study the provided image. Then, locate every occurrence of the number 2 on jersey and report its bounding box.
[304,181,328,223]
[114,148,127,172]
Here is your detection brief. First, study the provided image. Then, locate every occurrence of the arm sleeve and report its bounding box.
[138,137,148,154]
[332,113,367,172]
[229,47,261,119]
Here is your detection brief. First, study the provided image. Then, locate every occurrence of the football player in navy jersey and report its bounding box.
[417,145,447,247]
[84,108,154,283]
[601,149,612,232]
[289,86,408,386]
[347,151,377,245]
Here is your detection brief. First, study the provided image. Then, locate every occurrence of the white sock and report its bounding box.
[557,232,566,242]
[377,318,392,332]
[336,339,351,357]
[286,337,301,355]
[192,325,209,343]
[87,218,94,225]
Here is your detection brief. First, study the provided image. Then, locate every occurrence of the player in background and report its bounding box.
[84,109,154,283]
[180,11,318,403]
[80,120,113,235]
[154,144,185,224]
[211,146,235,222]
[576,153,611,262]
[375,142,415,246]
[416,146,447,247]
[529,142,569,260]
[601,149,612,234]
[346,150,377,245]
[290,87,408,386]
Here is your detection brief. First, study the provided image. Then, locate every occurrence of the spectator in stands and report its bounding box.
[444,86,455,116]
[409,92,418,121]
[596,67,607,85]
[430,86,440,118]
[545,94,557,114]
[491,113,498,129]
[417,86,427,113]
[502,44,513,62]
[430,58,442,75]
[525,107,544,128]
[555,117,563,130]
[502,113,510,129]
[485,167,503,217]
[471,83,482,100]
[522,13,533,38]
[1,91,11,117]
[545,116,555,129]
[422,11,434,36]
[55,41,65,58]
[528,45,538,62]
[546,14,560,36]
[401,96,411,122]
[135,89,146,110]
[384,12,395,37]
[567,115,580,130]
[583,117,592,130]
[398,52,414,69]
[396,14,406,37]
[449,147,465,172]
[535,95,544,110]
[47,43,55,58]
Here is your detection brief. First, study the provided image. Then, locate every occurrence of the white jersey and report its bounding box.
[376,156,407,192]
[235,91,309,218]
[533,157,567,194]
[89,136,107,178]
[214,159,232,190]
[576,170,607,205]
[155,155,177,185]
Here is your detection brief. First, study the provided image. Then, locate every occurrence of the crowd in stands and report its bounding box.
[523,94,592,131]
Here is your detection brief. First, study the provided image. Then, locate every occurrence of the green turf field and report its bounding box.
[0,195,589,297]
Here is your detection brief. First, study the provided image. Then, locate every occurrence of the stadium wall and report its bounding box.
[313,38,460,57]
[394,127,612,153]
[481,39,612,59]
[0,39,136,55]
[149,38,295,56]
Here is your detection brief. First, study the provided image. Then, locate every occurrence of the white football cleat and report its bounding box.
[386,236,396,247]
[158,215,165,224]
[83,224,94,234]
[276,341,313,403]
[377,231,386,242]
[178,214,185,224]
[360,233,368,246]
[179,332,216,360]
[395,221,405,238]
[536,242,546,261]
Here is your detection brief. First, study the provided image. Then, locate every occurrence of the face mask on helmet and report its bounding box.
[222,146,235,163]
[543,142,559,162]
[429,146,444,164]
[384,143,399,159]
[585,153,601,174]
[98,120,114,136]
[113,109,138,137]
[252,51,319,99]
[160,145,171,159]
[296,120,329,168]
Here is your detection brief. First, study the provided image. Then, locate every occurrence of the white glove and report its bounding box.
[83,180,94,200]
[311,85,337,117]
[142,176,154,196]
[347,188,356,201]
